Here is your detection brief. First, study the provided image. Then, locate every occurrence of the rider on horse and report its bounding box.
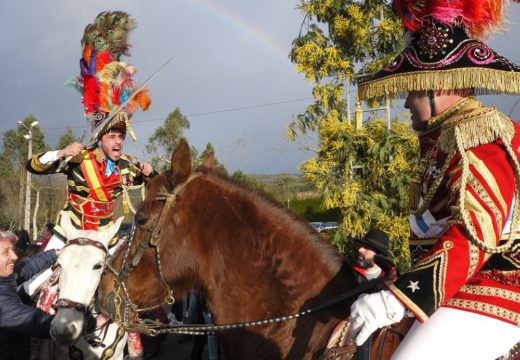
[350,1,520,359]
[27,11,154,247]
[25,11,156,357]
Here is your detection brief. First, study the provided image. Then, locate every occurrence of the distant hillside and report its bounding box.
[249,173,320,201]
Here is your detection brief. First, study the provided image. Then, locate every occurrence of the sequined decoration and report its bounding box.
[417,23,453,59]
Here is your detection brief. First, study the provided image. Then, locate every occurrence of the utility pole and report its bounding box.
[32,185,40,243]
[18,120,39,236]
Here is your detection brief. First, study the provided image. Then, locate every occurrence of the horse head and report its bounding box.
[98,139,202,323]
[51,211,123,346]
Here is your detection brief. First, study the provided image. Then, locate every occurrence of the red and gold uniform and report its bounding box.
[386,97,520,326]
[352,1,520,356]
[27,147,149,238]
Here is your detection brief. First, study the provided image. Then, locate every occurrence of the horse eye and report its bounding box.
[93,264,103,270]
[135,213,147,225]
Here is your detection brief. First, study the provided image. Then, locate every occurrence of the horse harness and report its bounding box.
[53,237,108,313]
[105,172,202,335]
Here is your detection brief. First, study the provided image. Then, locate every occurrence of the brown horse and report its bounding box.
[97,139,395,359]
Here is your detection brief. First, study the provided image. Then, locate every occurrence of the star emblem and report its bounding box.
[407,280,420,293]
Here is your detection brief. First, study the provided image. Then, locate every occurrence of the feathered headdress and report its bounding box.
[75,11,151,143]
[358,0,520,100]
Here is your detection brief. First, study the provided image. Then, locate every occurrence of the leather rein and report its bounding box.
[103,172,385,337]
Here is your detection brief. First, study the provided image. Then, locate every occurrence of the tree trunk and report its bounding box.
[33,187,40,242]
[18,162,24,228]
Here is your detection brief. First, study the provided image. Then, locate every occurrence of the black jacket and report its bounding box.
[0,250,57,360]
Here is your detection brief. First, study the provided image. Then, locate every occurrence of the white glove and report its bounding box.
[350,290,405,346]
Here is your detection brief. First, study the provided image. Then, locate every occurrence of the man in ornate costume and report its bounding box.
[25,11,155,358]
[349,1,520,359]
[27,11,154,245]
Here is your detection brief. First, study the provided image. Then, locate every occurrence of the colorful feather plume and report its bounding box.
[393,0,519,39]
[78,11,151,139]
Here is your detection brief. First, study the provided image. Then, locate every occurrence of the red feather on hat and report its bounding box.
[393,0,518,39]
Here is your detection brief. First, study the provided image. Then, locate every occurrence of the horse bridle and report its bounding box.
[105,172,201,334]
[53,237,109,313]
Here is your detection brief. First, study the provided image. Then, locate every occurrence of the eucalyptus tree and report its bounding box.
[145,107,191,172]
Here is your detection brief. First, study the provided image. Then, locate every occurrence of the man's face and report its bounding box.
[0,239,18,277]
[99,130,125,161]
[404,91,431,131]
[356,246,376,269]
[40,227,51,241]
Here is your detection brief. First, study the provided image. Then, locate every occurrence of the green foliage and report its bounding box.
[288,0,403,138]
[0,115,50,230]
[57,127,81,150]
[2,115,48,167]
[290,2,415,270]
[231,170,265,191]
[194,143,228,175]
[288,197,340,221]
[146,107,190,172]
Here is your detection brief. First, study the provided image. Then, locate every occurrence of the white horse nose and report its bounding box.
[50,308,84,346]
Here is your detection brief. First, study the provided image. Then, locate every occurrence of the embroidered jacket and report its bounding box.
[27,148,151,238]
[386,98,520,326]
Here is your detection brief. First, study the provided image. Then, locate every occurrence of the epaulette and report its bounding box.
[437,107,514,153]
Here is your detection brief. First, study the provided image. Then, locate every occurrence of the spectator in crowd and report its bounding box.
[186,289,219,360]
[0,229,57,360]
[352,229,390,285]
[15,229,31,257]
[39,223,54,251]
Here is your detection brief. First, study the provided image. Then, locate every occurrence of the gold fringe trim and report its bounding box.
[410,99,519,253]
[437,107,514,153]
[424,97,480,132]
[358,68,520,101]
[452,107,520,254]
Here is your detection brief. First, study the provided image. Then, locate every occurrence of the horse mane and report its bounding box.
[191,165,344,272]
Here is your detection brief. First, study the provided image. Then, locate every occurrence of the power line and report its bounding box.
[38,97,314,130]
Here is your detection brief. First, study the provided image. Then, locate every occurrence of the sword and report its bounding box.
[57,56,174,171]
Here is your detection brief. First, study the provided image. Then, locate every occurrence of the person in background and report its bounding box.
[15,229,31,257]
[39,223,54,251]
[352,229,389,284]
[0,230,57,360]
[185,289,219,360]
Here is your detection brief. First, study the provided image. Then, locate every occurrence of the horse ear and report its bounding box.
[104,217,125,246]
[170,138,192,188]
[201,152,215,169]
[59,211,78,241]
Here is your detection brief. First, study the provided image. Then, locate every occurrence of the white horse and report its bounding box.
[46,211,127,360]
